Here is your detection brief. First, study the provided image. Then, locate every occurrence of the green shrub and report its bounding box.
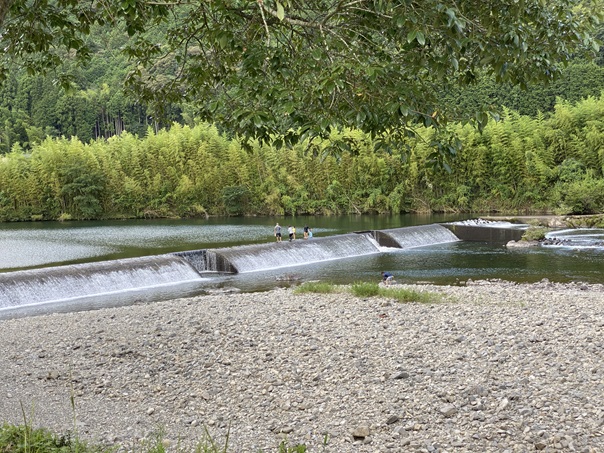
[521,226,549,241]
[350,281,380,297]
[554,175,604,215]
[293,282,336,294]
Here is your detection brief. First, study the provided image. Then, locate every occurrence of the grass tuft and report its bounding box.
[295,280,442,304]
[378,287,441,304]
[293,282,336,294]
[350,281,380,297]
[277,440,307,452]
[0,423,102,453]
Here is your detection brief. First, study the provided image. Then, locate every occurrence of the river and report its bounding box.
[0,214,603,318]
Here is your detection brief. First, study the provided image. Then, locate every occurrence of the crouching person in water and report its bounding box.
[381,271,394,286]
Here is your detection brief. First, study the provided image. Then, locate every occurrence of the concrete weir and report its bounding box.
[173,225,463,274]
[442,222,527,243]
[212,233,382,273]
[374,224,460,248]
[0,255,203,310]
[2,221,530,315]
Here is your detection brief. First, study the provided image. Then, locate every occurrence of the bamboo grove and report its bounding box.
[1,94,604,222]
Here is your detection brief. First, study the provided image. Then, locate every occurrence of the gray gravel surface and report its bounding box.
[1,280,603,452]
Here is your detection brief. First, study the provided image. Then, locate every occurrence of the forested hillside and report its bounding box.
[2,50,604,155]
[1,2,604,156]
[1,5,604,221]
[1,93,604,221]
[0,25,185,154]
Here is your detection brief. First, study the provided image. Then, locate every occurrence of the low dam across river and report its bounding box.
[0,221,528,317]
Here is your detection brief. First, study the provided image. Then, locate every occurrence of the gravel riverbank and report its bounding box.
[1,280,603,452]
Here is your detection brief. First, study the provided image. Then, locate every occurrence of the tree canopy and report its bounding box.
[0,0,602,149]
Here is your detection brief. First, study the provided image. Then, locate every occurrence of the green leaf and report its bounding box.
[218,34,229,49]
[276,2,285,21]
[451,57,459,71]
[445,8,457,25]
[416,32,425,46]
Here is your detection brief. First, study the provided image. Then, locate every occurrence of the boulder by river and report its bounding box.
[1,280,603,452]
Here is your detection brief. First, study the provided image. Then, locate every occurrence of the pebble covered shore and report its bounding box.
[1,280,603,453]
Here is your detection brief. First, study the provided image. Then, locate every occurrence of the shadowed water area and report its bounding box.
[0,215,602,318]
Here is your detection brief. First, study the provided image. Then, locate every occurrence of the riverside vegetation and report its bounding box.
[2,94,604,222]
[0,421,307,453]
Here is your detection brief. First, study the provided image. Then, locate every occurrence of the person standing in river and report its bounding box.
[274,223,282,242]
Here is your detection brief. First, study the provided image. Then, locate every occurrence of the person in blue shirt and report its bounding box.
[381,271,394,286]
[274,223,282,242]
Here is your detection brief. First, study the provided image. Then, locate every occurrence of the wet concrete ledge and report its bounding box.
[441,224,525,243]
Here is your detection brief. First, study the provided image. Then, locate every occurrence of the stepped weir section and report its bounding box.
[374,224,461,248]
[203,233,382,273]
[0,223,479,316]
[174,224,462,273]
[0,255,203,310]
[442,221,526,243]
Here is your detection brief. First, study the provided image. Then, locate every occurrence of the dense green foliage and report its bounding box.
[0,23,184,155]
[445,61,604,118]
[2,93,604,222]
[0,0,602,152]
[3,59,604,157]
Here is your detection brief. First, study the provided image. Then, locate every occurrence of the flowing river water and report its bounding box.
[0,214,602,318]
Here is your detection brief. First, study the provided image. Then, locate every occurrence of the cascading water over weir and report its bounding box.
[0,255,204,308]
[375,224,461,248]
[204,233,383,273]
[0,223,463,317]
